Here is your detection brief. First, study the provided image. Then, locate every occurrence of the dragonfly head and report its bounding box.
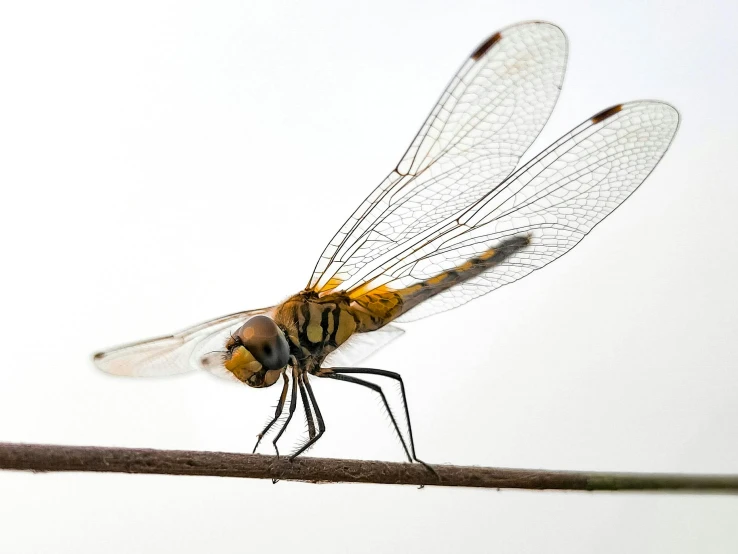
[224,315,290,388]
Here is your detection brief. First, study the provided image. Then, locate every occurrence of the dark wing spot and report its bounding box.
[591,104,623,124]
[471,32,502,61]
[93,352,105,361]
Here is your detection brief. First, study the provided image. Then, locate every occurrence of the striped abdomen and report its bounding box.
[350,234,531,331]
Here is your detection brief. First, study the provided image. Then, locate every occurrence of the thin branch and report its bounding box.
[0,442,736,493]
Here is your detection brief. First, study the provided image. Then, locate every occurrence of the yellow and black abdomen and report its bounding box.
[350,234,531,331]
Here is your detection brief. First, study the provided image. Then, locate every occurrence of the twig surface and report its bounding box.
[1,442,736,493]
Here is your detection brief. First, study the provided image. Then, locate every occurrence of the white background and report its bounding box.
[1,0,737,552]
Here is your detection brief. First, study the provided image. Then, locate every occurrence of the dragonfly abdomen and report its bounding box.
[409,234,532,304]
[352,234,531,331]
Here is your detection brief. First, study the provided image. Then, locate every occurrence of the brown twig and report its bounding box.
[0,442,736,493]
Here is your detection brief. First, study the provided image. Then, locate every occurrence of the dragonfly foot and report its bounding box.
[415,458,439,483]
[252,434,264,454]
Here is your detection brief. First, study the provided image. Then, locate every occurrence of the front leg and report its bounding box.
[252,370,289,454]
[272,365,299,458]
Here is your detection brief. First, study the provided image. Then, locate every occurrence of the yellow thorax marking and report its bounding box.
[335,310,355,344]
[306,303,325,343]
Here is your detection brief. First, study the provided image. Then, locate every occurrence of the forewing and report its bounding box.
[393,101,680,321]
[309,21,568,292]
[93,307,272,379]
[323,324,405,367]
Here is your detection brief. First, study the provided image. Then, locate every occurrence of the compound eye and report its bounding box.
[237,315,289,371]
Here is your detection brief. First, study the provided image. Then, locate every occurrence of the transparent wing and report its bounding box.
[93,307,272,379]
[309,21,568,292]
[323,324,405,367]
[386,101,680,321]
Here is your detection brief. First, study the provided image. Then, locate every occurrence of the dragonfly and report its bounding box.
[93,21,679,466]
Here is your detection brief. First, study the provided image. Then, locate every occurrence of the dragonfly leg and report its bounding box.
[317,369,413,462]
[297,371,317,440]
[289,374,326,460]
[272,366,299,458]
[318,367,436,476]
[252,370,289,454]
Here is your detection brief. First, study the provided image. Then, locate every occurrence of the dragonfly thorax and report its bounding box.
[273,291,358,371]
